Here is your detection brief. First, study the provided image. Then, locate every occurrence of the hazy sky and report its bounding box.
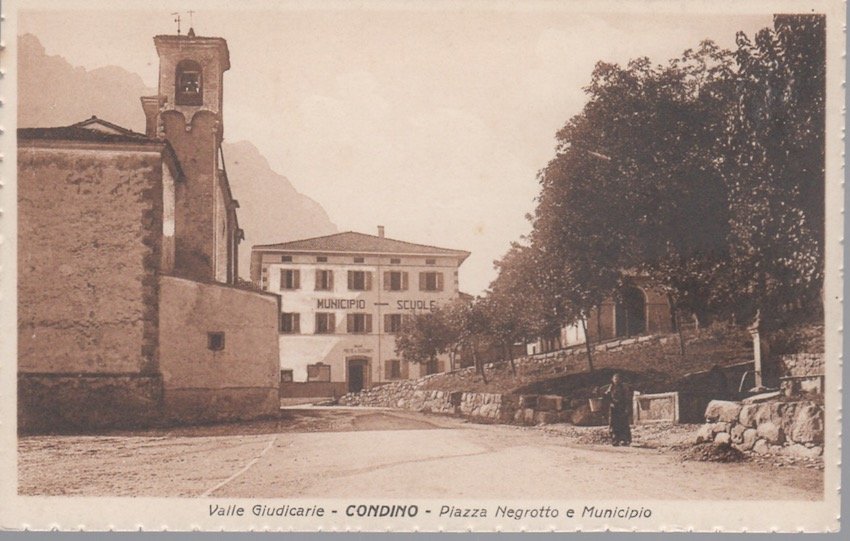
[18,4,772,294]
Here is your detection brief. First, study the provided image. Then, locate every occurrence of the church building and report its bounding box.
[18,29,281,431]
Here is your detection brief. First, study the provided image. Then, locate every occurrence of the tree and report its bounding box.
[394,309,456,371]
[720,15,825,332]
[527,44,737,364]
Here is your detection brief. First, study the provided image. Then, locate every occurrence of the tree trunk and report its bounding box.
[581,317,594,372]
[505,342,517,376]
[668,293,686,357]
[473,348,488,384]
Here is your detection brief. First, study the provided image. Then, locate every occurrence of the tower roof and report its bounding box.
[153,33,230,71]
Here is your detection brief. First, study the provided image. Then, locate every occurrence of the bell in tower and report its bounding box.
[141,29,235,284]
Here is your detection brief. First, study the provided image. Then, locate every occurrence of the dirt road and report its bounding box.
[18,409,822,499]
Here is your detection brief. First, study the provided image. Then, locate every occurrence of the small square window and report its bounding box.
[207,332,225,351]
[354,257,365,263]
[425,258,436,265]
[390,258,401,264]
[281,255,292,262]
[317,256,328,262]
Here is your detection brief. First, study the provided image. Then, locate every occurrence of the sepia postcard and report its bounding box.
[0,0,845,533]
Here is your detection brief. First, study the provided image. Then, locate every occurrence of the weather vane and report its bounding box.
[172,11,196,35]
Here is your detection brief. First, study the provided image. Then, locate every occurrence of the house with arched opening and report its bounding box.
[527,277,675,354]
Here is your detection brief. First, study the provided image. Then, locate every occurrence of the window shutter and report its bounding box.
[419,272,426,291]
[293,270,300,289]
[328,313,336,332]
[384,314,391,332]
[383,271,391,291]
[437,359,445,373]
[315,269,322,291]
[347,271,354,290]
[365,314,373,333]
[401,360,410,379]
[365,272,373,291]
[401,272,409,290]
[328,270,334,290]
[293,313,300,333]
[436,272,444,291]
[280,271,286,290]
[384,361,392,380]
[346,314,354,333]
[279,312,285,332]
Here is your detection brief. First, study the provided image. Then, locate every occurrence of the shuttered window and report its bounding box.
[280,269,300,290]
[315,269,334,291]
[419,271,443,292]
[384,313,404,333]
[385,360,402,380]
[347,313,373,333]
[280,312,300,334]
[348,270,372,291]
[315,312,336,334]
[383,271,408,291]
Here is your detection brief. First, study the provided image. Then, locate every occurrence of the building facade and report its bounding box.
[18,29,280,432]
[527,279,674,355]
[251,229,470,396]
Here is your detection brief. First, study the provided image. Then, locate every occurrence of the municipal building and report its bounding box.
[251,228,470,396]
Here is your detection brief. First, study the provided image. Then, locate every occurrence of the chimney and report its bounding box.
[378,225,385,238]
[140,95,165,138]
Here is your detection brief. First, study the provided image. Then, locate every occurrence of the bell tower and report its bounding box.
[143,29,231,282]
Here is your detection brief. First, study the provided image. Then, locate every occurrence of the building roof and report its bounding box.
[253,231,471,261]
[19,117,185,180]
[19,116,158,145]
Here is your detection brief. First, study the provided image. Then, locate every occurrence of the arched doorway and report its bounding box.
[615,286,647,337]
[346,357,370,393]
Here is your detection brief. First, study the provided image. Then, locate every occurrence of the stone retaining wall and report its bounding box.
[339,383,575,425]
[780,353,825,396]
[697,399,823,458]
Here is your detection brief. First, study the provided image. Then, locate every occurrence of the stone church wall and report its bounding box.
[17,146,165,375]
[17,146,167,432]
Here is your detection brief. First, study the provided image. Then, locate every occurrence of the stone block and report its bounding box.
[786,402,823,444]
[739,402,784,428]
[696,423,714,444]
[523,408,536,424]
[536,395,563,411]
[705,400,742,423]
[752,439,770,454]
[756,421,785,445]
[741,391,782,405]
[714,432,731,445]
[740,428,758,451]
[711,421,730,435]
[782,443,823,459]
[519,395,539,409]
[730,423,747,444]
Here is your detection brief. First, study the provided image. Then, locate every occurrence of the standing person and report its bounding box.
[604,372,633,446]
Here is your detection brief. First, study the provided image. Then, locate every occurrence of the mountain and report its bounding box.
[222,140,338,274]
[18,33,337,279]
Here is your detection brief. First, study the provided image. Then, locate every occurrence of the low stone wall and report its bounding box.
[780,353,825,396]
[697,399,823,458]
[18,373,163,433]
[340,383,574,425]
